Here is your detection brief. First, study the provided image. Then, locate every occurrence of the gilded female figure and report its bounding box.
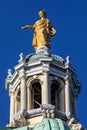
[22,10,56,50]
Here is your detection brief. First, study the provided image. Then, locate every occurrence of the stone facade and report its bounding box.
[5,46,81,128]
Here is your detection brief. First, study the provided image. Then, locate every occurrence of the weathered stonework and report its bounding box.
[6,46,81,128]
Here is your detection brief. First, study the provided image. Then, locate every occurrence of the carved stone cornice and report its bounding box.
[23,104,67,121]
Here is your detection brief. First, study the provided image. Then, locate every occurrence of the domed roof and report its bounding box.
[33,118,71,130]
[0,119,71,130]
[25,49,64,65]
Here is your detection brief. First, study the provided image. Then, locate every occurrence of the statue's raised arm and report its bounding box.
[21,25,35,30]
[22,10,56,50]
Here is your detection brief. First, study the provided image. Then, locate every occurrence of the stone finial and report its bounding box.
[50,110,55,118]
[42,109,47,118]
[7,69,12,78]
[18,53,24,62]
[66,56,70,64]
[42,109,55,119]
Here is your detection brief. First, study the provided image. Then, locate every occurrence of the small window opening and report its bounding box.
[32,82,41,108]
[51,82,60,110]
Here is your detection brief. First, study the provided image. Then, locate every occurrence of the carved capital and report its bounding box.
[9,92,15,97]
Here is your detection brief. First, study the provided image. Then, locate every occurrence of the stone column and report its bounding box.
[42,72,50,104]
[27,86,31,110]
[9,92,15,124]
[20,75,27,110]
[64,76,71,115]
[15,97,18,114]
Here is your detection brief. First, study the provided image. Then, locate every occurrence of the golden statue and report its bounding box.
[21,10,56,50]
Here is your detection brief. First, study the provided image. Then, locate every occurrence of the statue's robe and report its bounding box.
[32,18,56,50]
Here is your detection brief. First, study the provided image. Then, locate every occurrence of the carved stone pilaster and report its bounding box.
[64,76,71,116]
[20,74,27,111]
[42,71,50,104]
[9,92,15,125]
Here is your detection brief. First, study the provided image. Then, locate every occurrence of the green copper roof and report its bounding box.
[0,128,12,130]
[33,118,71,130]
[0,118,72,130]
[0,126,29,130]
[13,126,28,130]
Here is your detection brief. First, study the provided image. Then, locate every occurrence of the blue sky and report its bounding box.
[0,0,87,128]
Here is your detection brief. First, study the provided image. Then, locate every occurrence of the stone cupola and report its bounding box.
[5,46,81,127]
[5,10,83,130]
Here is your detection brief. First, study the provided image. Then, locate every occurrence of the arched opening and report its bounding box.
[70,91,76,117]
[51,81,61,110]
[32,82,41,109]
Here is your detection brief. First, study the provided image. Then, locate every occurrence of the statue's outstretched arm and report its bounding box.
[21,25,35,30]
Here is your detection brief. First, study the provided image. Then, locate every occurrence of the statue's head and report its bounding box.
[39,10,46,18]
